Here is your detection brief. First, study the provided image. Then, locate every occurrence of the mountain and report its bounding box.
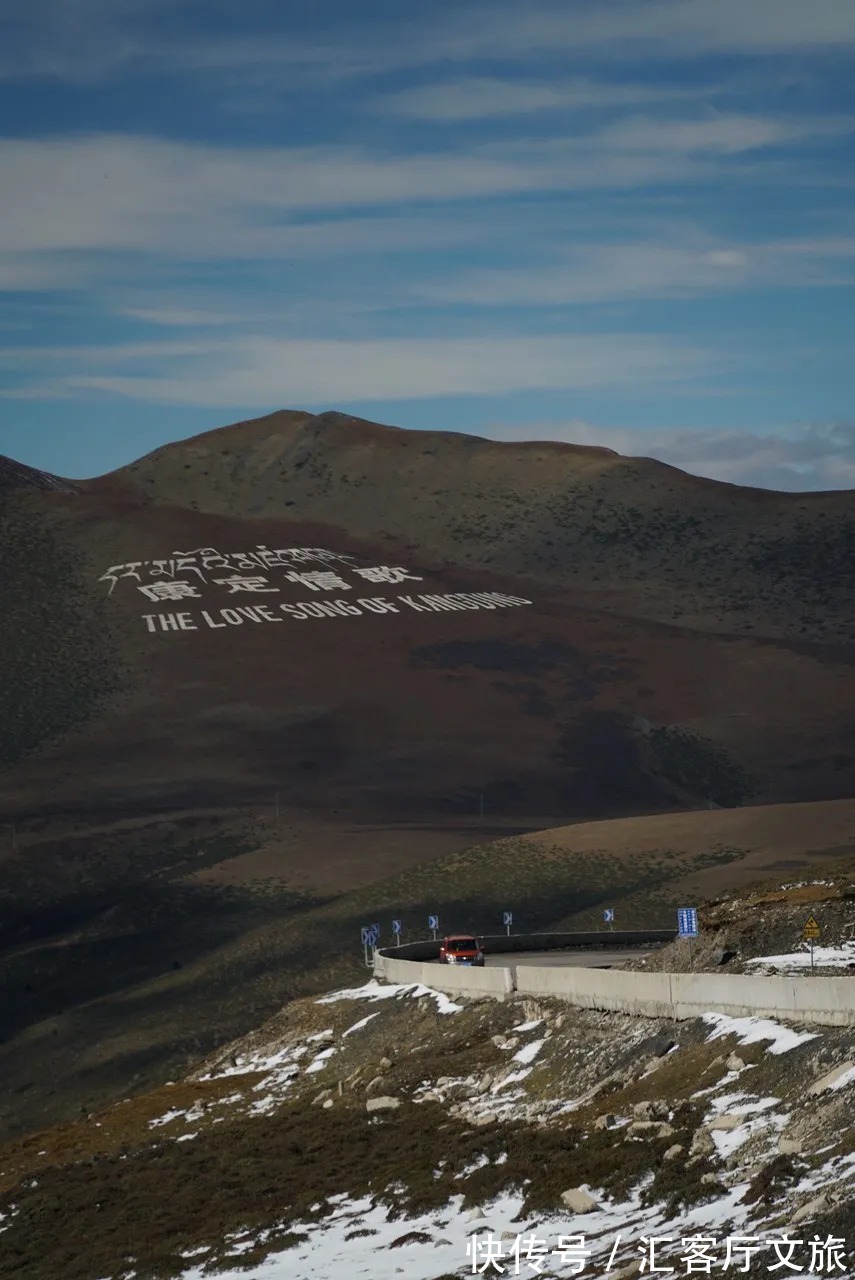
[0,454,78,494]
[1,408,854,1139]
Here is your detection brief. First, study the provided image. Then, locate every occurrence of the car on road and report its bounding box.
[439,934,485,966]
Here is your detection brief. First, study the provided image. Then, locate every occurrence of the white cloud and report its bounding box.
[419,236,855,306]
[430,0,855,63]
[3,332,715,405]
[120,307,238,327]
[3,0,855,91]
[481,418,855,491]
[2,116,841,272]
[373,76,706,122]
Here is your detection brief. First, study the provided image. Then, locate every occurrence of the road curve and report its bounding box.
[428,947,654,971]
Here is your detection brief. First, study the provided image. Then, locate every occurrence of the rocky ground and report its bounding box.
[628,873,855,976]
[1,970,854,1280]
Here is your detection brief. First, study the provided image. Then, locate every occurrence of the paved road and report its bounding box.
[429,948,651,970]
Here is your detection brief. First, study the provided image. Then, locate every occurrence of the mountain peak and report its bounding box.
[0,454,77,494]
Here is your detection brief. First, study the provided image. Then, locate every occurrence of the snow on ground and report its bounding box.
[342,1013,380,1037]
[828,1063,855,1092]
[177,1167,845,1280]
[316,980,462,1015]
[512,1037,547,1066]
[747,943,855,973]
[703,1012,818,1055]
[512,1019,543,1033]
[306,1048,337,1074]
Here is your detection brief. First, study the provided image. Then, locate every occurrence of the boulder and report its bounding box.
[808,1062,855,1096]
[594,1113,618,1131]
[312,1089,333,1106]
[709,1114,742,1132]
[378,1057,393,1072]
[366,1096,401,1113]
[627,1121,673,1140]
[561,1187,598,1214]
[664,1144,684,1161]
[477,1073,494,1095]
[690,1128,716,1157]
[778,1136,803,1156]
[322,1098,334,1110]
[792,1194,832,1225]
[701,1172,720,1186]
[365,1076,387,1096]
[632,1100,669,1121]
[726,1054,746,1072]
[610,1264,641,1280]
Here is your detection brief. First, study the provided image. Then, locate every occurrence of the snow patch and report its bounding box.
[342,1013,380,1037]
[512,1038,546,1066]
[747,943,855,973]
[306,1048,337,1074]
[317,979,462,1015]
[703,1012,818,1055]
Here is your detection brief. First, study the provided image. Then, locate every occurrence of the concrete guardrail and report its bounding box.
[373,933,855,1027]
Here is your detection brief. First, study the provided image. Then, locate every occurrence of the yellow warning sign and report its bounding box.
[802,913,822,941]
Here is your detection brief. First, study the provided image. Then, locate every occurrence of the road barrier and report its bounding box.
[374,934,855,1026]
[383,930,676,963]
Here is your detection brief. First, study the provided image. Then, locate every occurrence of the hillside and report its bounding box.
[2,874,855,1280]
[2,409,855,1141]
[91,409,855,642]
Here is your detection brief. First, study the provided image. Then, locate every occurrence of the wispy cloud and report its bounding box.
[419,235,855,306]
[5,0,854,87]
[2,332,716,405]
[2,115,844,271]
[372,76,707,122]
[481,418,855,491]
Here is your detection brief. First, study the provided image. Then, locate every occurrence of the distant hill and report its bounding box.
[90,408,855,642]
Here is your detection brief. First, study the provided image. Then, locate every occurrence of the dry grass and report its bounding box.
[0,1092,728,1280]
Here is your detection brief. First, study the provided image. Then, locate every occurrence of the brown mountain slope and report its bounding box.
[87,408,855,642]
[1,410,855,1137]
[0,454,77,494]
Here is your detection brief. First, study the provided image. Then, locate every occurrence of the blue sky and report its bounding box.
[2,0,855,489]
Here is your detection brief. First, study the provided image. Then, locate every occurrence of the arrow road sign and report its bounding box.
[361,926,370,945]
[503,911,513,927]
[428,914,439,930]
[603,908,615,923]
[392,919,402,936]
[677,907,699,938]
[803,913,822,941]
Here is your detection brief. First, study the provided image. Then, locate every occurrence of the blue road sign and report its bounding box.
[392,919,402,935]
[371,923,380,936]
[428,914,439,930]
[677,907,699,938]
[603,908,615,923]
[361,926,370,945]
[503,911,513,927]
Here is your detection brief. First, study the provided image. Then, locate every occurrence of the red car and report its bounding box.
[439,934,485,967]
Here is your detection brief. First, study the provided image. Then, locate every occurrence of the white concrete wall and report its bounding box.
[515,964,674,1019]
[379,953,514,998]
[375,954,855,1026]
